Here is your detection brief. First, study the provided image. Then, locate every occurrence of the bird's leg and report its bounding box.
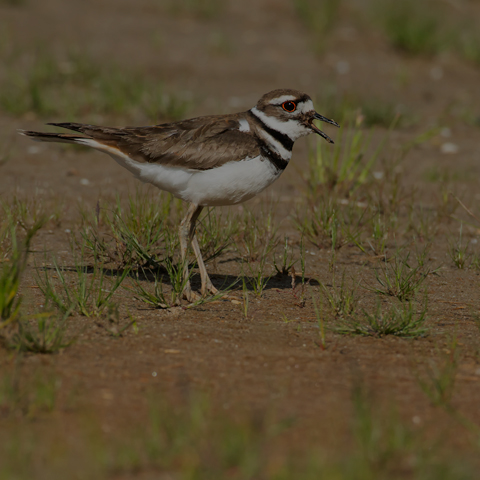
[179,203,203,302]
[191,233,219,297]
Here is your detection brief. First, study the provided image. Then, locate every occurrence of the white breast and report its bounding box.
[184,155,281,206]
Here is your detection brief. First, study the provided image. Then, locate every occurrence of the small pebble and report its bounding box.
[336,60,350,75]
[430,66,443,81]
[27,146,41,154]
[440,142,459,154]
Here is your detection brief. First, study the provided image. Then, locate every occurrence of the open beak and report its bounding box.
[309,112,340,144]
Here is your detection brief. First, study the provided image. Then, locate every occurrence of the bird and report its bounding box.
[19,88,339,302]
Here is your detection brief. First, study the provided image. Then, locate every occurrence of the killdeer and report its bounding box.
[20,89,339,302]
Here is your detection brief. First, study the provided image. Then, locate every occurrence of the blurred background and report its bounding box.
[1,0,479,128]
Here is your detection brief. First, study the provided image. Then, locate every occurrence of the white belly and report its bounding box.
[97,142,283,206]
[140,155,282,206]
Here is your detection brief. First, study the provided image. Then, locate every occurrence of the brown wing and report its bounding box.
[47,114,260,171]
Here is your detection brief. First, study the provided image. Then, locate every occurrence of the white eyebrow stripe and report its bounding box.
[269,94,297,105]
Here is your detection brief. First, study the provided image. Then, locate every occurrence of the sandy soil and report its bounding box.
[2,0,480,477]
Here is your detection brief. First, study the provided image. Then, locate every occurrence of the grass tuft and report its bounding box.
[197,207,239,264]
[335,297,428,338]
[35,250,129,318]
[320,270,358,318]
[131,261,191,309]
[0,234,24,329]
[296,192,366,254]
[236,207,279,263]
[448,224,471,269]
[370,252,431,302]
[8,310,76,354]
[243,256,273,297]
[304,121,385,196]
[79,191,177,269]
[235,207,279,295]
[1,220,45,330]
[274,236,296,276]
[1,196,58,260]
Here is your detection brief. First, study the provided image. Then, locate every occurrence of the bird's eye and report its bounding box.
[282,101,297,112]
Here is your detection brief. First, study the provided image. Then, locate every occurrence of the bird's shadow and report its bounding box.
[36,263,319,294]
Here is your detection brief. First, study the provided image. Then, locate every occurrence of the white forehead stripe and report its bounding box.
[238,118,250,132]
[251,107,312,141]
[269,94,297,105]
[301,99,315,113]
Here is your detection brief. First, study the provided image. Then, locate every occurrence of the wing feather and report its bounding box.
[48,115,260,171]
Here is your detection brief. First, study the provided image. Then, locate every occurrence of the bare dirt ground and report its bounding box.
[2,0,480,478]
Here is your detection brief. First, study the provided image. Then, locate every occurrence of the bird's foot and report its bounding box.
[201,281,219,297]
[182,286,202,303]
[184,279,224,304]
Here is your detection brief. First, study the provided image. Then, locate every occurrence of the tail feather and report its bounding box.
[44,122,127,142]
[46,122,96,135]
[19,124,138,163]
[18,129,88,144]
[18,128,128,164]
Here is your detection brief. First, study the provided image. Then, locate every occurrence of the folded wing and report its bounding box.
[20,115,260,171]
